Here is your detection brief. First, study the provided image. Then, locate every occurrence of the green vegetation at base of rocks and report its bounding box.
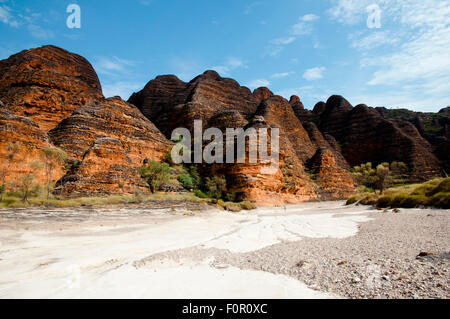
[346,177,450,209]
[0,191,214,209]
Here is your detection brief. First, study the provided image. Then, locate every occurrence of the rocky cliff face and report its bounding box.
[0,108,64,187]
[2,44,444,204]
[0,45,103,132]
[308,147,355,200]
[129,70,258,137]
[289,95,314,124]
[0,46,171,196]
[130,73,356,204]
[318,96,442,181]
[49,97,172,195]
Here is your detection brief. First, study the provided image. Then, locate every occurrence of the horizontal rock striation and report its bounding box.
[129,70,258,137]
[0,45,103,131]
[319,96,442,181]
[0,108,64,187]
[49,97,172,195]
[308,147,356,200]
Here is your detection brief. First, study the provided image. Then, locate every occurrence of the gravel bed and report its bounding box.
[137,208,449,299]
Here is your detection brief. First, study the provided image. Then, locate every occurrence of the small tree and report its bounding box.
[139,160,170,193]
[375,163,390,194]
[18,160,43,203]
[351,161,409,194]
[41,147,68,200]
[204,175,227,199]
[0,142,21,201]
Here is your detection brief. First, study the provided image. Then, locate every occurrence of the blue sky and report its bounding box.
[1,0,449,112]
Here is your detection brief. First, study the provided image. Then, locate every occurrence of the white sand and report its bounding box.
[0,202,372,299]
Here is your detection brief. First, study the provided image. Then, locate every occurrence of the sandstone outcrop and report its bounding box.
[289,95,313,123]
[0,46,172,197]
[49,97,172,195]
[130,71,357,204]
[0,108,64,187]
[312,101,326,115]
[4,44,444,204]
[253,87,273,105]
[308,147,355,200]
[0,45,103,131]
[303,121,350,170]
[319,96,442,181]
[129,70,258,137]
[255,96,316,162]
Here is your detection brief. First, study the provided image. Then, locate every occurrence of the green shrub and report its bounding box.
[390,194,408,208]
[217,199,226,208]
[139,160,170,193]
[178,173,195,190]
[225,192,237,202]
[400,195,428,208]
[194,189,208,198]
[411,179,442,196]
[240,201,256,210]
[359,194,378,205]
[346,195,360,205]
[433,178,450,194]
[204,176,227,199]
[0,197,19,207]
[188,166,201,187]
[224,202,241,212]
[377,196,393,208]
[430,192,450,209]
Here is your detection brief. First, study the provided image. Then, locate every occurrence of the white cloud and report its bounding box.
[270,37,296,45]
[291,14,319,35]
[247,79,270,89]
[28,24,54,39]
[0,6,18,27]
[94,57,136,76]
[267,13,319,57]
[102,81,145,100]
[330,0,450,111]
[266,46,284,57]
[211,57,247,76]
[244,2,261,15]
[303,67,325,81]
[349,30,400,51]
[271,71,295,79]
[302,14,320,22]
[327,0,385,25]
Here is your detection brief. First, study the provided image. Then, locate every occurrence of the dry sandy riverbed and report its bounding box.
[0,201,448,299]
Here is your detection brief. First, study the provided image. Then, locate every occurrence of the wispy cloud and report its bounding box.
[267,13,320,56]
[330,0,450,110]
[349,30,400,51]
[247,79,270,89]
[303,67,325,81]
[211,57,247,76]
[327,0,384,25]
[291,14,319,35]
[94,57,137,76]
[0,5,19,27]
[28,24,54,39]
[244,2,261,15]
[270,37,296,45]
[271,71,295,79]
[102,81,146,100]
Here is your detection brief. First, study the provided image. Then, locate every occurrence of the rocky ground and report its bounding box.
[0,202,448,299]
